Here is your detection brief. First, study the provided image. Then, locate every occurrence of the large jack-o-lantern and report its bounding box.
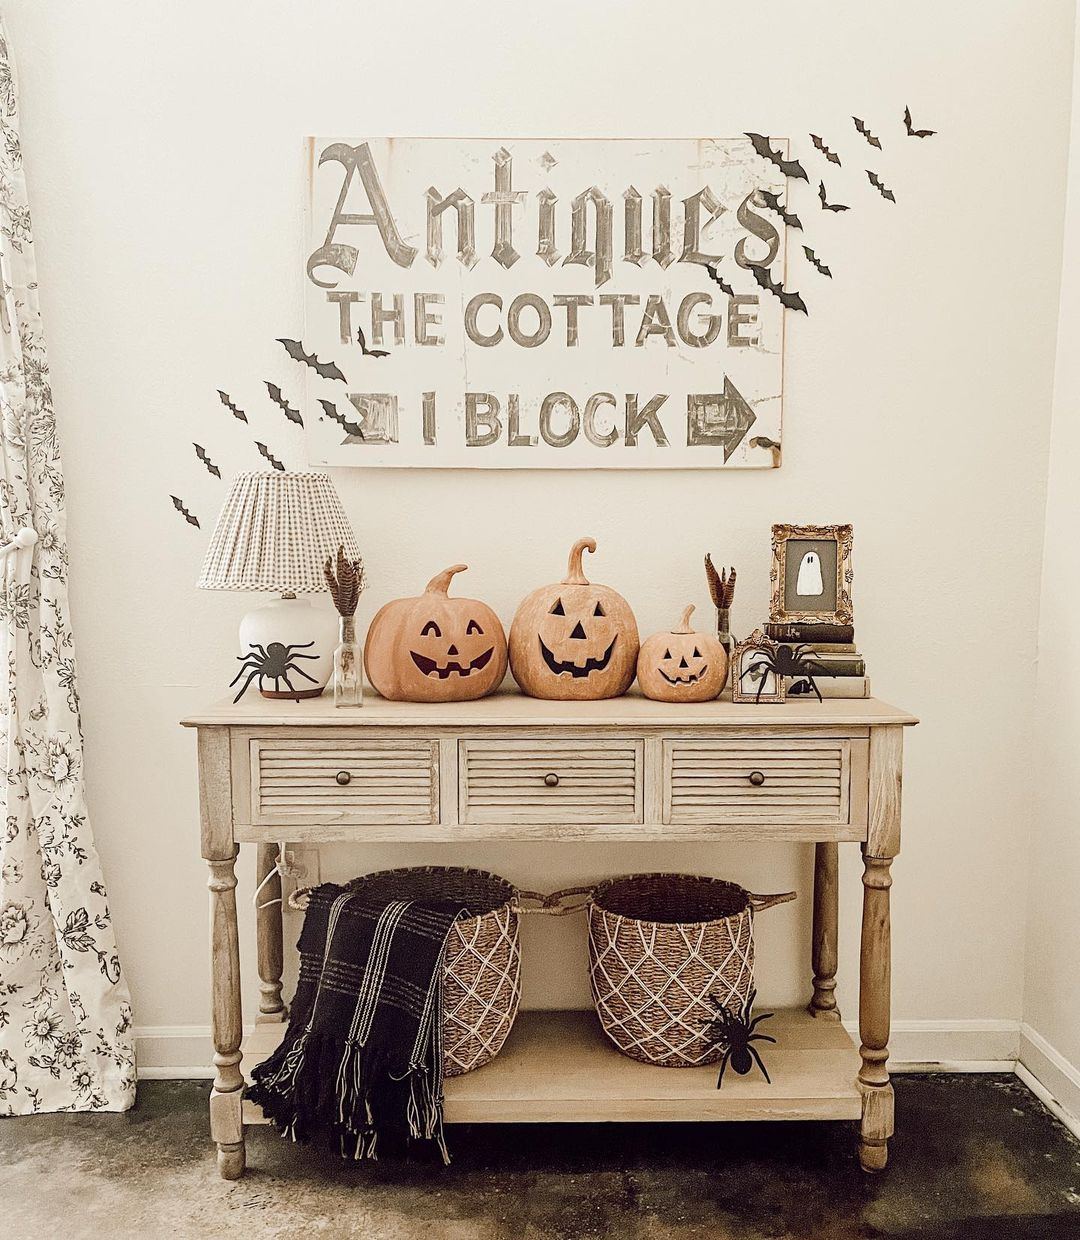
[637,604,729,703]
[509,537,639,701]
[364,564,508,702]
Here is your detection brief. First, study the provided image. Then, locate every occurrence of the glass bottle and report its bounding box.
[333,615,363,707]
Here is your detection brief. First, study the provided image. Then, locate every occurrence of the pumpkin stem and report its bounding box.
[564,537,597,584]
[676,604,695,633]
[424,564,468,595]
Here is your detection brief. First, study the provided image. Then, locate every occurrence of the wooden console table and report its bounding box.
[181,691,917,1178]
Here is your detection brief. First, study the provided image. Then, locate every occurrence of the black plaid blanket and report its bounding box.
[247,881,466,1162]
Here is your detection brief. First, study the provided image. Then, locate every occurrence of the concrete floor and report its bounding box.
[2,1076,1079,1239]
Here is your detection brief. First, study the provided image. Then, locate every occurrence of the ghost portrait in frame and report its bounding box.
[769,524,854,625]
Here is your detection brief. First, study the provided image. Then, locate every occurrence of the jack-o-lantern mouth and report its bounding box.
[659,664,708,686]
[539,636,617,678]
[410,647,495,679]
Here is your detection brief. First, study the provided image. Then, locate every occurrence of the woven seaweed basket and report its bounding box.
[291,865,538,1077]
[587,872,795,1067]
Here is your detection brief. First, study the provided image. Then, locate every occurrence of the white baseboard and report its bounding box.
[842,1018,1020,1071]
[1018,1024,1080,1139]
[137,1019,1023,1080]
[135,1026,215,1080]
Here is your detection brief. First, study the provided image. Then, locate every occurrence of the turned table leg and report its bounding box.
[208,849,245,1179]
[859,725,903,1172]
[198,727,245,1179]
[809,841,841,1021]
[256,843,287,1024]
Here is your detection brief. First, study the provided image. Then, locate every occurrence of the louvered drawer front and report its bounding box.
[460,738,644,825]
[664,738,851,825]
[251,739,439,824]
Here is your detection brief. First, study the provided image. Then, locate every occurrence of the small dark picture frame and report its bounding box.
[769,523,853,625]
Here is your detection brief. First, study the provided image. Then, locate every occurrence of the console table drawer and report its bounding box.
[663,738,855,825]
[249,738,439,824]
[459,738,644,825]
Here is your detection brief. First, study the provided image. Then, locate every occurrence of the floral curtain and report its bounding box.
[0,18,134,1114]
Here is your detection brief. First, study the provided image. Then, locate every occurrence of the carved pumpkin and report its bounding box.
[364,564,508,702]
[509,537,639,700]
[637,604,729,703]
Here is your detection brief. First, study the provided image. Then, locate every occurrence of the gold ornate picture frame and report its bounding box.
[731,628,786,704]
[769,523,854,625]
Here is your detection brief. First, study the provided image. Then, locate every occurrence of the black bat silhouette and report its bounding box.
[903,106,936,138]
[748,264,808,315]
[217,390,247,423]
[170,495,200,528]
[867,170,896,203]
[265,382,304,426]
[193,443,221,478]
[759,191,803,230]
[810,134,841,166]
[276,337,346,382]
[357,326,389,359]
[255,442,285,471]
[744,133,808,182]
[318,398,365,438]
[803,246,832,278]
[705,262,736,298]
[818,181,850,213]
[853,117,882,149]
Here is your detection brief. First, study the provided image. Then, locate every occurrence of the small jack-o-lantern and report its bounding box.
[509,537,639,700]
[637,604,729,703]
[364,564,508,702]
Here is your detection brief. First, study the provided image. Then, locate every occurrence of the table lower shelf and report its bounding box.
[240,1007,862,1126]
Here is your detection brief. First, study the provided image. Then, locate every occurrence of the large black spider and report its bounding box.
[702,987,776,1088]
[230,640,320,702]
[740,642,826,702]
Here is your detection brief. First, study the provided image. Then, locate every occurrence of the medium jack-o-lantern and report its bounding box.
[364,564,508,702]
[509,537,639,701]
[637,604,729,703]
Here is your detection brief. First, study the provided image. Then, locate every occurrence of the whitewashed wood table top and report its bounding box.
[181,688,918,729]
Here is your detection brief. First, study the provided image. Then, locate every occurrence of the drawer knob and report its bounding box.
[748,770,766,787]
[335,770,352,786]
[543,772,560,788]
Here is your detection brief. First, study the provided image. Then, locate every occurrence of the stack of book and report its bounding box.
[765,622,870,699]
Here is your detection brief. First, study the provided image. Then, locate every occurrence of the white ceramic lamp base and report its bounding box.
[237,596,339,699]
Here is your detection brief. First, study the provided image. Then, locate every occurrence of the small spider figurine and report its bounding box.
[230,640,320,702]
[702,988,777,1088]
[740,642,826,703]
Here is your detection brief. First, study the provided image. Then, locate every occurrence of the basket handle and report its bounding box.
[517,884,593,916]
[747,890,798,912]
[288,885,313,912]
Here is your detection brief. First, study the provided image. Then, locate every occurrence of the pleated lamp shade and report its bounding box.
[197,471,359,594]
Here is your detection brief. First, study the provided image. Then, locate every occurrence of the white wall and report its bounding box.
[1023,9,1080,1122]
[3,0,1076,1069]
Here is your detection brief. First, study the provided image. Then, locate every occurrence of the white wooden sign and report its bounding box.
[303,137,786,469]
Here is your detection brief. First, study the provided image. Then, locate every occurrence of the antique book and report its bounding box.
[766,622,856,644]
[783,675,870,699]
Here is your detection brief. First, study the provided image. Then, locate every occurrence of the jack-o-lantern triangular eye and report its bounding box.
[594,602,605,617]
[693,647,701,658]
[663,649,671,660]
[466,619,484,635]
[550,599,565,616]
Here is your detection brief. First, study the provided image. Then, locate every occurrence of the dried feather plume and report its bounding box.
[704,555,737,609]
[324,544,367,617]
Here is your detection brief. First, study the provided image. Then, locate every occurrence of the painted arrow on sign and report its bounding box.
[687,378,757,461]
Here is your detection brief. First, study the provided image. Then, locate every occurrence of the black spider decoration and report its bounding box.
[740,642,826,702]
[703,988,776,1088]
[230,641,320,702]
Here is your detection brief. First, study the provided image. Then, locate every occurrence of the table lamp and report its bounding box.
[197,471,359,699]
